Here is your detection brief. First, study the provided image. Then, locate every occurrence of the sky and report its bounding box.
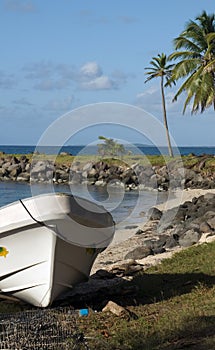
[1,0,215,147]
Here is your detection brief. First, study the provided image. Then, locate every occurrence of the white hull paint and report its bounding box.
[0,193,114,307]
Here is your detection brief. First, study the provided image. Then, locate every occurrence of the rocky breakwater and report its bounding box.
[152,192,215,248]
[99,193,215,277]
[129,192,215,262]
[57,192,215,307]
[0,155,30,182]
[0,154,215,191]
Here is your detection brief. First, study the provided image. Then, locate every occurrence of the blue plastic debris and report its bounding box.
[79,309,89,317]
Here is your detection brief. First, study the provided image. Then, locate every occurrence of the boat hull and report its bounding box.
[0,193,114,307]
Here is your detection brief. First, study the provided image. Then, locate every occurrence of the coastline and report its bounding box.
[155,188,215,211]
[91,188,215,274]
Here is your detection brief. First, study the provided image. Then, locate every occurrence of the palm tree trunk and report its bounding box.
[161,76,174,157]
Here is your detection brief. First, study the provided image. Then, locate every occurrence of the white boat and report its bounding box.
[0,193,115,307]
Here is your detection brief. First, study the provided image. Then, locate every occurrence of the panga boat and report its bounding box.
[0,193,115,307]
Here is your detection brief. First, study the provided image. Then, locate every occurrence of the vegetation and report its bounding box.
[170,11,215,114]
[144,11,215,150]
[145,53,175,158]
[97,136,126,158]
[2,152,215,171]
[1,241,214,349]
[75,241,215,349]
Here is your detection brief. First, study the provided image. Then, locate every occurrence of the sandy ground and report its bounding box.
[111,188,215,245]
[155,188,215,212]
[91,188,215,274]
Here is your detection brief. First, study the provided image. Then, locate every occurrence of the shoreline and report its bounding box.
[91,188,215,274]
[155,188,215,211]
[111,187,215,245]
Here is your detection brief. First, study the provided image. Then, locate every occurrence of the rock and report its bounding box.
[109,260,143,276]
[165,235,179,248]
[7,164,20,172]
[207,217,215,230]
[125,225,138,229]
[16,173,30,182]
[174,207,187,221]
[102,301,127,316]
[124,246,152,260]
[87,168,97,178]
[148,207,162,221]
[69,172,82,184]
[152,247,166,254]
[202,192,215,201]
[2,161,11,169]
[92,269,115,279]
[0,154,214,192]
[59,152,71,156]
[144,236,168,254]
[0,168,8,176]
[31,161,47,174]
[157,208,177,233]
[54,169,69,182]
[135,229,144,235]
[94,180,106,186]
[178,229,201,247]
[82,162,93,172]
[204,211,215,219]
[199,221,212,233]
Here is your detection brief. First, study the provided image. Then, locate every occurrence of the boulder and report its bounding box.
[207,217,215,230]
[102,301,127,316]
[178,229,201,247]
[148,207,162,221]
[124,246,152,260]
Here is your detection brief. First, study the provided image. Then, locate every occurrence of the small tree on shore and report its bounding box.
[97,136,126,158]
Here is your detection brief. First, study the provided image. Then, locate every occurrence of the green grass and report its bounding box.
[0,152,187,167]
[0,241,214,349]
[3,152,215,171]
[76,242,215,350]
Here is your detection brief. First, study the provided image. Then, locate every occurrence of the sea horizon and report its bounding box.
[0,144,215,156]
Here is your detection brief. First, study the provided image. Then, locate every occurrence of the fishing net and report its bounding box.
[0,307,88,349]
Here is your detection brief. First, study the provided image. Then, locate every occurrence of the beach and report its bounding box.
[91,188,215,274]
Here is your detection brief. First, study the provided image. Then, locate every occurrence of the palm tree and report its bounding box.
[170,11,215,113]
[145,53,175,157]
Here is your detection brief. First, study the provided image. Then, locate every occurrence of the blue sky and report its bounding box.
[1,0,215,146]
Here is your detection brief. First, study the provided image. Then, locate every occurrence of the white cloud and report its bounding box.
[80,75,117,90]
[78,62,129,90]
[23,60,128,91]
[80,61,102,79]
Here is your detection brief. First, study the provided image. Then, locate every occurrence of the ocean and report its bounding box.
[0,145,215,156]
